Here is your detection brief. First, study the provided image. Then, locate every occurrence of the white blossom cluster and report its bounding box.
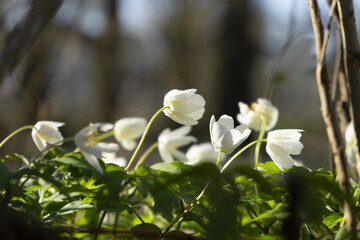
[29,88,304,173]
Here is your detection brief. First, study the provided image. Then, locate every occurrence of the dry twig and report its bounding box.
[307,0,356,237]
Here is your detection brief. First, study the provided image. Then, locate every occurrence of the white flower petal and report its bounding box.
[266,143,294,171]
[168,126,192,138]
[167,136,197,148]
[81,150,104,174]
[157,126,196,163]
[32,121,64,152]
[92,142,119,153]
[265,129,304,171]
[163,110,199,125]
[74,123,119,174]
[120,139,138,151]
[210,115,251,154]
[158,145,174,163]
[218,115,234,130]
[31,130,47,152]
[169,148,188,162]
[163,89,205,126]
[237,99,278,132]
[186,142,219,165]
[114,118,147,140]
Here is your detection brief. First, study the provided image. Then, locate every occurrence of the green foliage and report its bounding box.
[0,147,359,239]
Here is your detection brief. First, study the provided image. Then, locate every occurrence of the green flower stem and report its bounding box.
[216,152,222,167]
[253,115,266,196]
[163,204,193,234]
[163,182,210,234]
[254,114,267,166]
[125,106,169,171]
[92,130,114,142]
[112,212,119,239]
[93,209,107,240]
[220,139,268,173]
[135,142,159,169]
[0,125,35,149]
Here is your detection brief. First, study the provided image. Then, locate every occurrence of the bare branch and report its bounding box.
[307,0,356,237]
[336,0,360,176]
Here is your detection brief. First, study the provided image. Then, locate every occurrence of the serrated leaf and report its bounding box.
[58,200,93,215]
[233,165,274,196]
[245,203,288,224]
[323,213,343,229]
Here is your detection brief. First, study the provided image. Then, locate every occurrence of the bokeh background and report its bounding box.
[1,0,360,170]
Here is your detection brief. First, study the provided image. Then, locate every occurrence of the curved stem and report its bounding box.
[216,152,222,167]
[220,139,268,173]
[163,204,193,234]
[0,125,35,149]
[254,114,266,166]
[112,212,119,239]
[93,210,107,240]
[254,115,266,196]
[125,106,169,171]
[135,142,159,169]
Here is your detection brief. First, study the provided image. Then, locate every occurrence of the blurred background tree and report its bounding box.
[1,0,359,170]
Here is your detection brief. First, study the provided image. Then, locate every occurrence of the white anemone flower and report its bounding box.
[210,115,251,154]
[158,126,197,163]
[185,142,221,165]
[345,122,356,165]
[102,152,127,168]
[237,98,278,132]
[265,129,304,171]
[31,121,65,152]
[163,89,206,126]
[113,117,147,151]
[74,123,119,174]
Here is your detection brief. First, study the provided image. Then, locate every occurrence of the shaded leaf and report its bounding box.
[128,223,161,240]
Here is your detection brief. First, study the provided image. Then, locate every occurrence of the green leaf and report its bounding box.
[151,162,191,175]
[58,200,93,215]
[43,147,67,159]
[323,213,343,229]
[128,223,161,240]
[335,225,348,240]
[136,175,178,222]
[52,156,94,171]
[151,162,183,175]
[245,203,288,223]
[6,154,30,165]
[0,159,12,190]
[255,161,282,174]
[233,165,274,196]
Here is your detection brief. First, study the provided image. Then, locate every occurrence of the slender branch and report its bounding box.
[336,0,360,177]
[307,0,356,237]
